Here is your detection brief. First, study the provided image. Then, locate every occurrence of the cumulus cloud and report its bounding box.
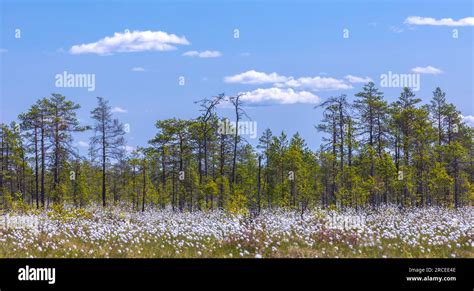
[224,70,287,85]
[461,115,474,127]
[131,67,146,72]
[345,75,373,84]
[411,66,443,75]
[224,70,351,91]
[111,106,127,113]
[404,16,474,27]
[223,70,364,105]
[240,88,320,105]
[276,76,352,91]
[182,50,222,58]
[69,30,190,55]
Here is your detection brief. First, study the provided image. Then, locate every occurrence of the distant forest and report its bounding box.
[1,83,473,213]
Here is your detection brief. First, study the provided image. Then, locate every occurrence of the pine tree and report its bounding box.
[48,94,88,204]
[90,97,126,207]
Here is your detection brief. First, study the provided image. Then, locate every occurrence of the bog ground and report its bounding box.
[0,205,472,258]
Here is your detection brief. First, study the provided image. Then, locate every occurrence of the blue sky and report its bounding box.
[1,0,473,153]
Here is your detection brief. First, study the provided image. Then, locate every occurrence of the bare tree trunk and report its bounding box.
[161,147,166,202]
[218,133,225,209]
[257,155,261,214]
[40,121,45,208]
[102,128,106,207]
[34,127,39,208]
[142,160,146,212]
[331,116,337,205]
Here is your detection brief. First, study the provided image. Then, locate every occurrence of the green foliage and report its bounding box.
[0,86,472,212]
[228,188,248,215]
[47,204,93,222]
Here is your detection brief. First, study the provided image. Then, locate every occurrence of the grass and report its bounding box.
[0,205,472,258]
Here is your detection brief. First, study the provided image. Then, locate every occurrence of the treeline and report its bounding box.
[0,83,473,213]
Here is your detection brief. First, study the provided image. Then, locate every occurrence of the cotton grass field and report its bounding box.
[0,205,472,258]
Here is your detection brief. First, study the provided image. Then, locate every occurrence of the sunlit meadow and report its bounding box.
[0,205,472,258]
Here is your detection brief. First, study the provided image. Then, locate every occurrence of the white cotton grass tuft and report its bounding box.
[0,205,471,258]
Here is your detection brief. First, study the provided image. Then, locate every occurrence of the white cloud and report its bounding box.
[240,87,320,105]
[182,50,222,58]
[131,67,146,72]
[277,76,352,91]
[224,70,288,85]
[0,48,7,54]
[411,66,443,75]
[111,106,127,113]
[461,115,474,127]
[77,141,89,148]
[345,75,373,83]
[404,16,474,27]
[69,30,190,55]
[224,70,351,91]
[240,52,251,57]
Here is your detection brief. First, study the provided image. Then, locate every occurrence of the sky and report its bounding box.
[1,0,473,154]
